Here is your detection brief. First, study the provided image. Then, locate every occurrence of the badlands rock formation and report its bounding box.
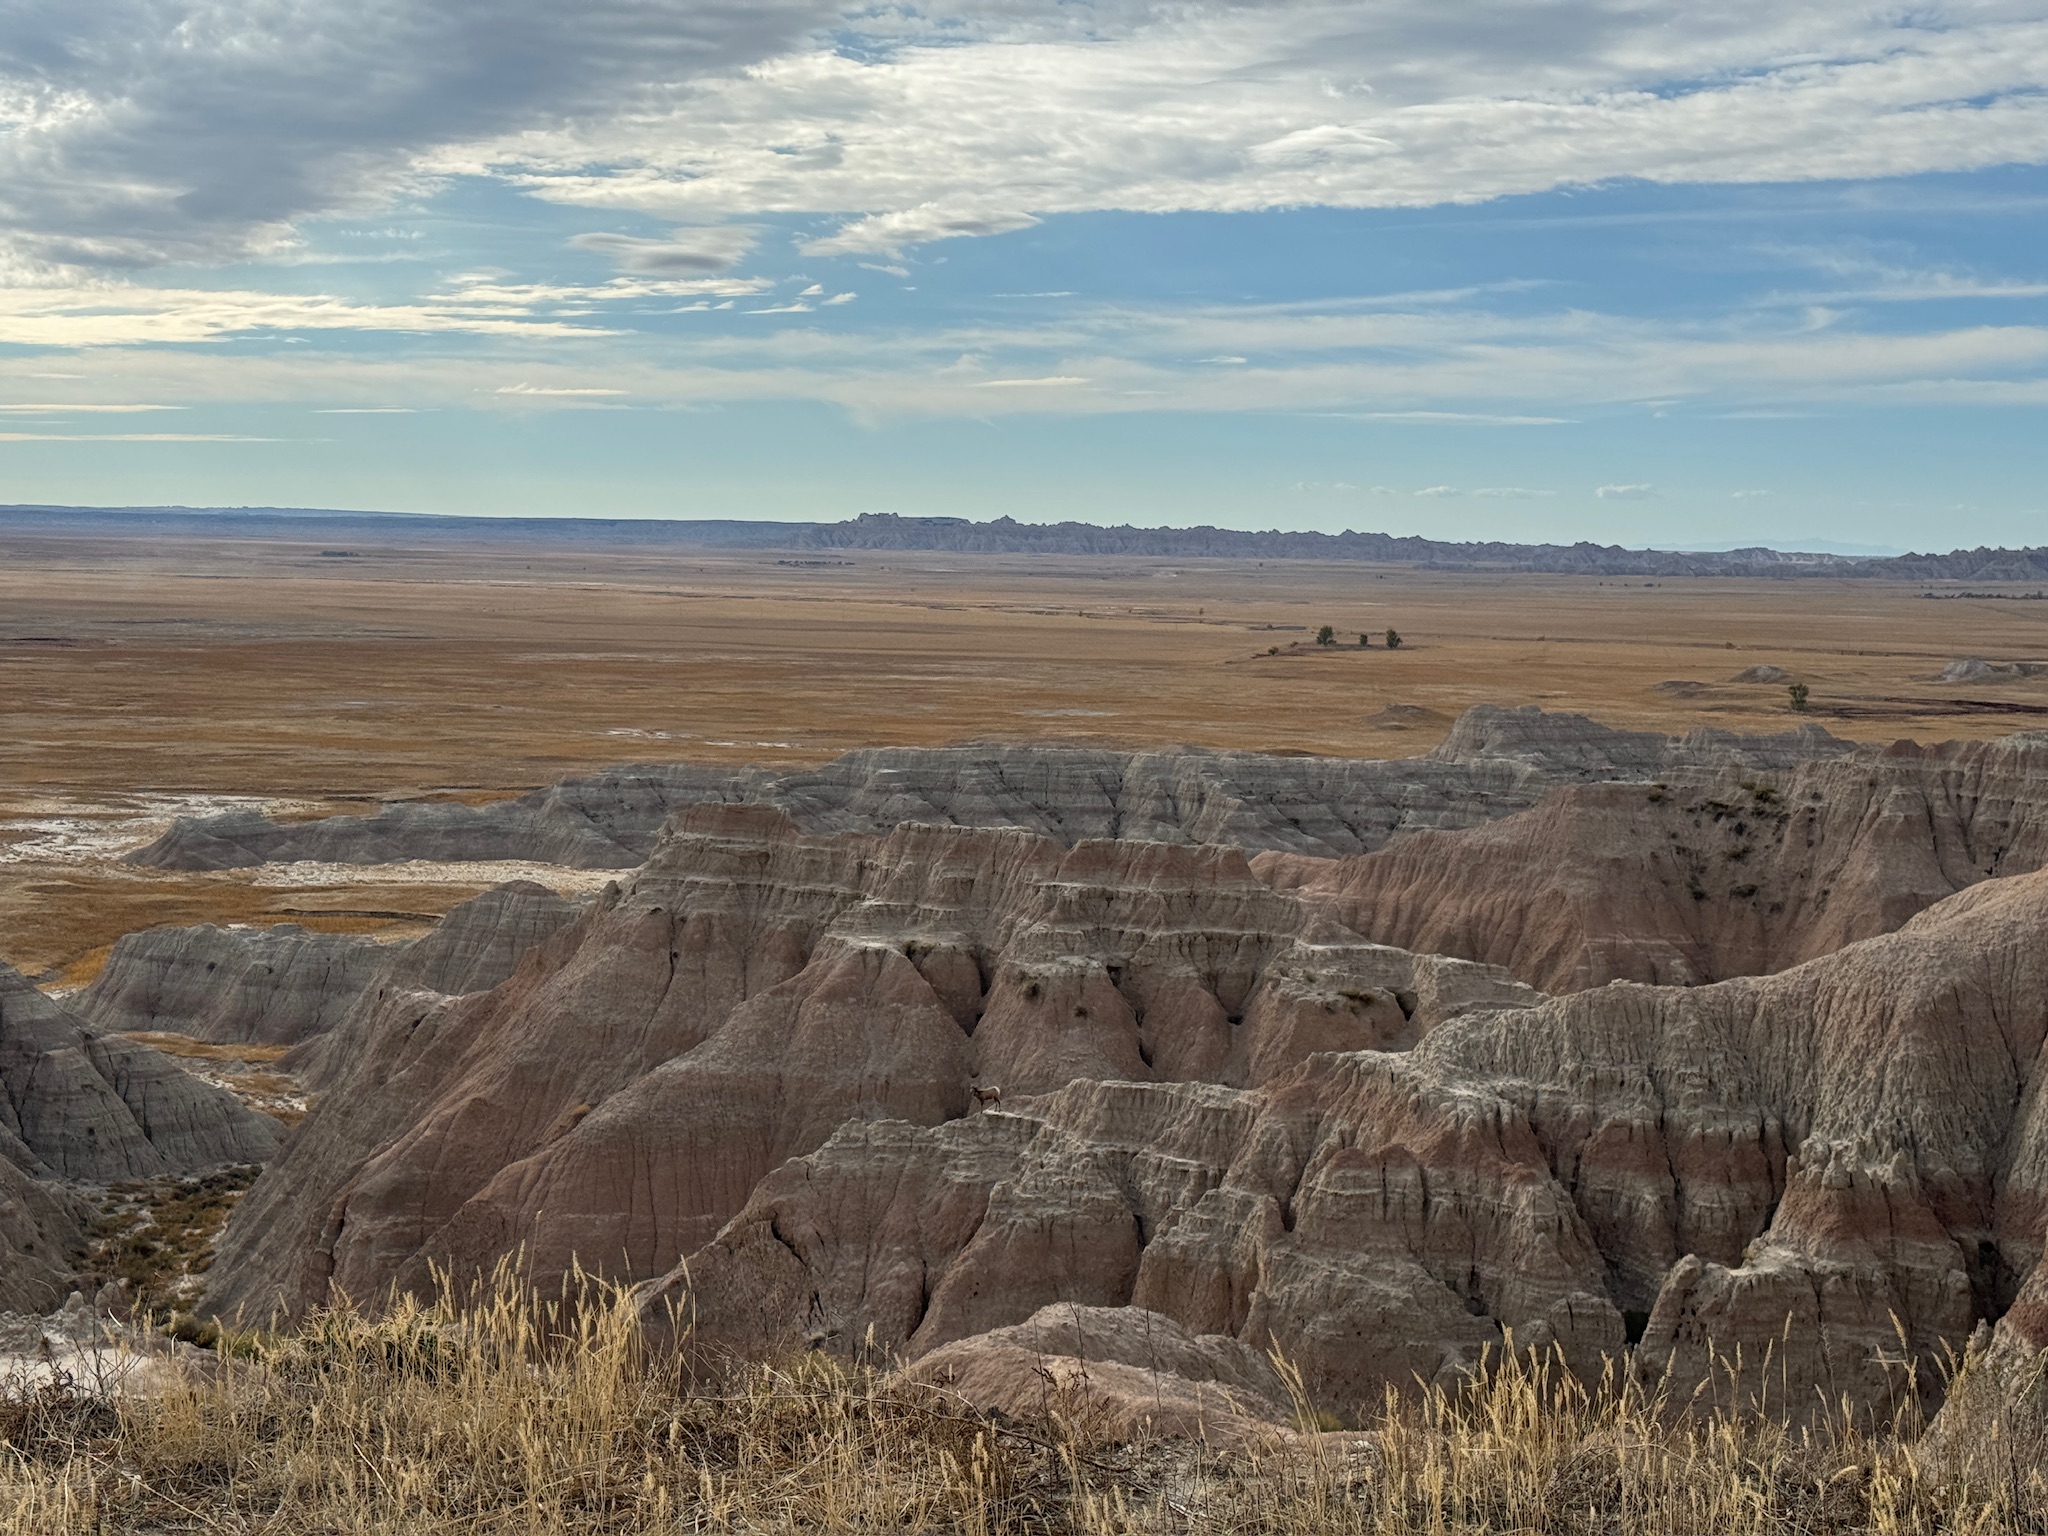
[669,865,2048,1419]
[203,806,1533,1325]
[0,702,2009,1432]
[75,882,585,1051]
[905,1303,1292,1445]
[0,962,282,1311]
[133,707,1853,872]
[129,765,770,870]
[1262,728,2048,992]
[76,924,393,1047]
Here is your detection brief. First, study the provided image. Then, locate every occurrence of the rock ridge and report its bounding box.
[132,706,1860,872]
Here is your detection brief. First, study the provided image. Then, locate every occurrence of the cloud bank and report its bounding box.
[4,1,2048,276]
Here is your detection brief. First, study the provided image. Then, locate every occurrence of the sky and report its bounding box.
[2,2,2047,549]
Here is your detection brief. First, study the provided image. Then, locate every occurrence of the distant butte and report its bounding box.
[4,503,2046,581]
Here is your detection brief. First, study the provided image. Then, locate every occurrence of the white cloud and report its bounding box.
[969,375,1090,387]
[494,383,627,396]
[569,227,758,275]
[803,205,1042,257]
[1415,485,1459,497]
[1596,482,1656,499]
[1470,486,1558,498]
[1353,410,1572,425]
[0,402,178,413]
[0,0,836,271]
[472,3,2048,257]
[0,272,780,348]
[8,278,2048,427]
[0,432,277,442]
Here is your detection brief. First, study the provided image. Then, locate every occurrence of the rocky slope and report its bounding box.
[5,705,2002,1429]
[128,766,768,870]
[0,962,283,1312]
[202,806,1533,1326]
[1260,728,2048,992]
[668,864,2048,1421]
[73,883,586,1051]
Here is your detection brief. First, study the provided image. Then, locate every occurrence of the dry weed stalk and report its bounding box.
[0,1269,2041,1534]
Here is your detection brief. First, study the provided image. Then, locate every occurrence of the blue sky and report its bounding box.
[2,1,2047,549]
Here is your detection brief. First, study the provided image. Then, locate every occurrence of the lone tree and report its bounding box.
[1359,632,1371,648]
[1385,628,1403,650]
[1788,681,1810,712]
[1315,624,1335,646]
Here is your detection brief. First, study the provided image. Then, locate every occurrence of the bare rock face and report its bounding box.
[394,881,585,996]
[904,1304,1291,1445]
[127,764,770,870]
[75,924,396,1047]
[1259,731,2048,993]
[202,806,1534,1326]
[72,882,587,1053]
[0,963,281,1182]
[0,962,280,1312]
[132,706,1858,872]
[662,866,2048,1422]
[0,1158,83,1314]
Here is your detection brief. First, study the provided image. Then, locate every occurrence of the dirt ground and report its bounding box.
[4,529,2044,978]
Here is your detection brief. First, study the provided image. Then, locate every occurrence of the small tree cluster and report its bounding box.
[1311,626,1403,648]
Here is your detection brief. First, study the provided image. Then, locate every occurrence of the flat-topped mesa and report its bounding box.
[1425,701,1854,778]
[128,706,1862,873]
[199,804,1535,1327]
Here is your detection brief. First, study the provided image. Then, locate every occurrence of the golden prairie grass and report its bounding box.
[0,1273,2042,1535]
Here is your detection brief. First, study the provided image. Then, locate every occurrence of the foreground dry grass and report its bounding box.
[3,1280,2042,1534]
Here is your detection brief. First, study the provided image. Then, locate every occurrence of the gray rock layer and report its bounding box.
[132,706,1855,871]
[129,765,770,870]
[1,965,281,1183]
[73,882,586,1053]
[672,863,2048,1423]
[0,964,283,1312]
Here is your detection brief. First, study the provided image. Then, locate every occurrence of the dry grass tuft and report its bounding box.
[80,1165,265,1321]
[1,1273,2043,1534]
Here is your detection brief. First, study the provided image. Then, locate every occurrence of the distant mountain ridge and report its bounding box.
[3,503,2044,581]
